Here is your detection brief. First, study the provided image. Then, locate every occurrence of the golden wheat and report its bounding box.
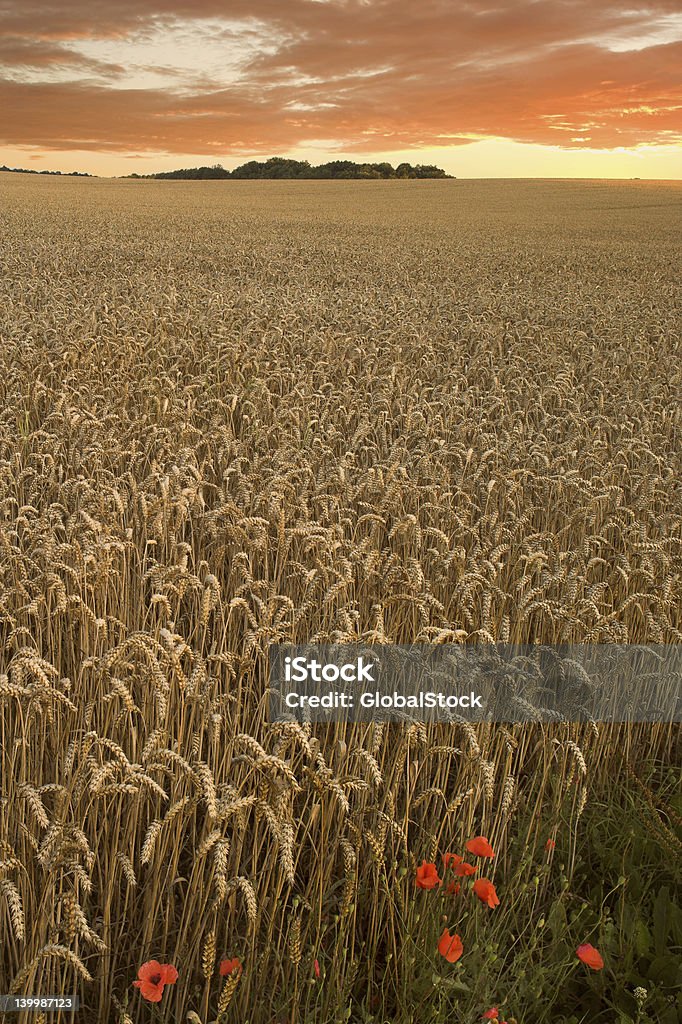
[0,174,679,1022]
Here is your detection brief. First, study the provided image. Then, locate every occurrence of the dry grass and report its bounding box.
[0,175,680,1023]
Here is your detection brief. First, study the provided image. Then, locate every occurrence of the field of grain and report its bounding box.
[0,175,680,1024]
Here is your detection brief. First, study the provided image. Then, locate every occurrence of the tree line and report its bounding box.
[126,157,452,180]
[1,165,92,176]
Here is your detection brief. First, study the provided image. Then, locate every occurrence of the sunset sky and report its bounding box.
[1,0,681,178]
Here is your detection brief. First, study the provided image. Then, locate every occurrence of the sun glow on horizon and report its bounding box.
[2,139,681,180]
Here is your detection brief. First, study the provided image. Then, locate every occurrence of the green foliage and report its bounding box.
[1,165,92,176]
[131,157,452,180]
[354,762,681,1024]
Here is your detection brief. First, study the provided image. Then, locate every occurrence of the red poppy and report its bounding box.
[314,959,320,979]
[454,860,477,877]
[445,881,461,895]
[545,838,556,851]
[437,928,463,963]
[416,860,441,889]
[442,852,462,870]
[133,961,178,1003]
[219,957,243,978]
[576,944,604,971]
[466,836,495,858]
[473,878,500,908]
[482,1011,499,1020]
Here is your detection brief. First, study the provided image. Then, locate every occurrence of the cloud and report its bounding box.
[0,35,124,78]
[1,0,681,155]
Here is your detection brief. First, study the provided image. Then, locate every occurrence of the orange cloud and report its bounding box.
[1,1,680,156]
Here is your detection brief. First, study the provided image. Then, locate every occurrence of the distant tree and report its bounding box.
[412,164,448,178]
[150,165,230,179]
[1,164,93,176]
[229,160,264,179]
[133,157,452,180]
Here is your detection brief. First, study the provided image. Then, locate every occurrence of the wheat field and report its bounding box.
[0,175,680,1024]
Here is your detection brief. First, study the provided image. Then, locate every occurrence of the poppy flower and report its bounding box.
[442,852,462,870]
[219,957,243,978]
[437,928,463,963]
[454,860,477,877]
[445,881,461,895]
[466,836,495,858]
[314,959,320,979]
[133,961,178,1003]
[482,1011,499,1020]
[576,944,604,971]
[416,860,441,889]
[545,838,556,851]
[473,878,500,908]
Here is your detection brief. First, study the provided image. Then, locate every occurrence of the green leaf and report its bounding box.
[647,953,678,986]
[653,886,671,955]
[634,919,652,957]
[547,899,568,941]
[442,977,471,993]
[659,1003,678,1024]
[670,901,682,945]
